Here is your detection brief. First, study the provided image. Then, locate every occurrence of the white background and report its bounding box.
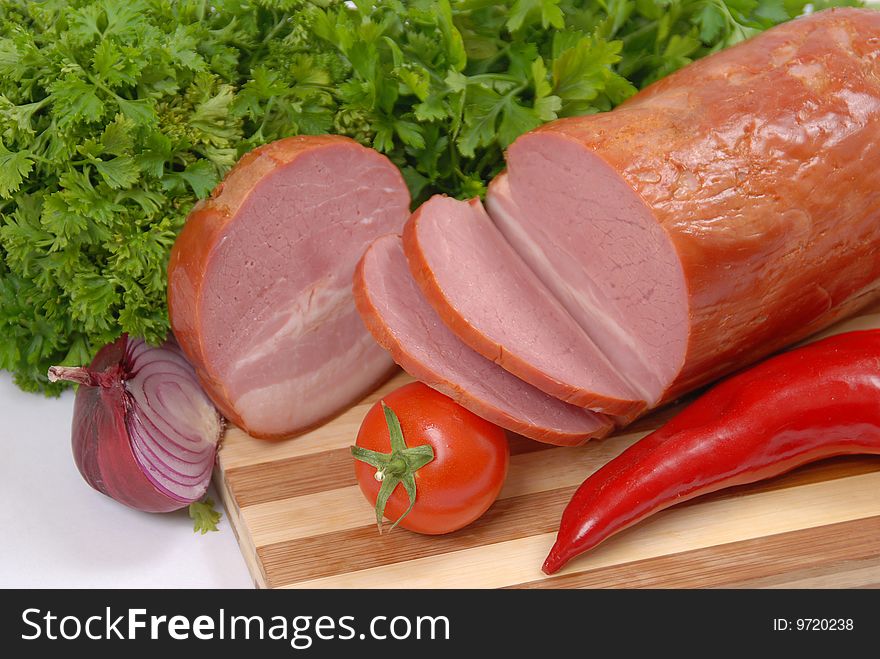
[0,373,253,588]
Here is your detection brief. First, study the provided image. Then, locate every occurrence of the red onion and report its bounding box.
[49,335,223,513]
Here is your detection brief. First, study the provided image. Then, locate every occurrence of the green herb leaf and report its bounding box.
[189,498,221,534]
[696,3,728,43]
[165,161,218,199]
[116,98,156,126]
[95,156,139,189]
[100,115,135,157]
[553,35,623,107]
[508,0,566,33]
[51,78,105,126]
[498,99,543,148]
[0,143,34,199]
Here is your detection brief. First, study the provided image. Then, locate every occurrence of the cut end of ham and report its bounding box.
[492,135,689,406]
[355,234,613,446]
[486,8,880,408]
[402,195,647,418]
[168,136,410,439]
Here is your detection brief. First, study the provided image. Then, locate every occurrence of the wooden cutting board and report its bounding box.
[214,307,880,589]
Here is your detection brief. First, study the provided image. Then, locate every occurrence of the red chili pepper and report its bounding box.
[543,329,880,575]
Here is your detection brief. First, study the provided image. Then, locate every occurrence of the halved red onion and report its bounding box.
[49,335,223,513]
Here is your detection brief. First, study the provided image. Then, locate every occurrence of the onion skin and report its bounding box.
[54,335,222,514]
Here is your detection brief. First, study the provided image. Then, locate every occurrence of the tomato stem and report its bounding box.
[350,401,435,533]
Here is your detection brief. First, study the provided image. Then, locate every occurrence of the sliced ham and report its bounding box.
[488,7,880,407]
[402,195,645,418]
[486,173,677,406]
[354,234,613,446]
[168,135,410,439]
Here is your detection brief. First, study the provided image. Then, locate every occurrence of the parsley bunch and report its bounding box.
[0,0,860,393]
[0,0,340,392]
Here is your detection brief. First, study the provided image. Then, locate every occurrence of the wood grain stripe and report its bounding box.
[241,441,879,547]
[735,557,880,589]
[283,471,880,588]
[242,485,366,547]
[240,429,710,547]
[226,449,356,508]
[225,433,553,508]
[507,516,880,589]
[213,471,266,589]
[219,372,851,511]
[240,439,644,547]
[264,461,880,588]
[259,487,568,588]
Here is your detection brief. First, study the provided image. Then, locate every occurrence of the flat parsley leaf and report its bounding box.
[508,0,567,32]
[0,142,34,198]
[189,498,222,534]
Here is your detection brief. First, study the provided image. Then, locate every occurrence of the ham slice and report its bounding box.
[402,195,645,418]
[354,234,613,446]
[168,136,410,439]
[487,7,880,407]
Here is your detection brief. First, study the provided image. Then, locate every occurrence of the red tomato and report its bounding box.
[354,382,509,535]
